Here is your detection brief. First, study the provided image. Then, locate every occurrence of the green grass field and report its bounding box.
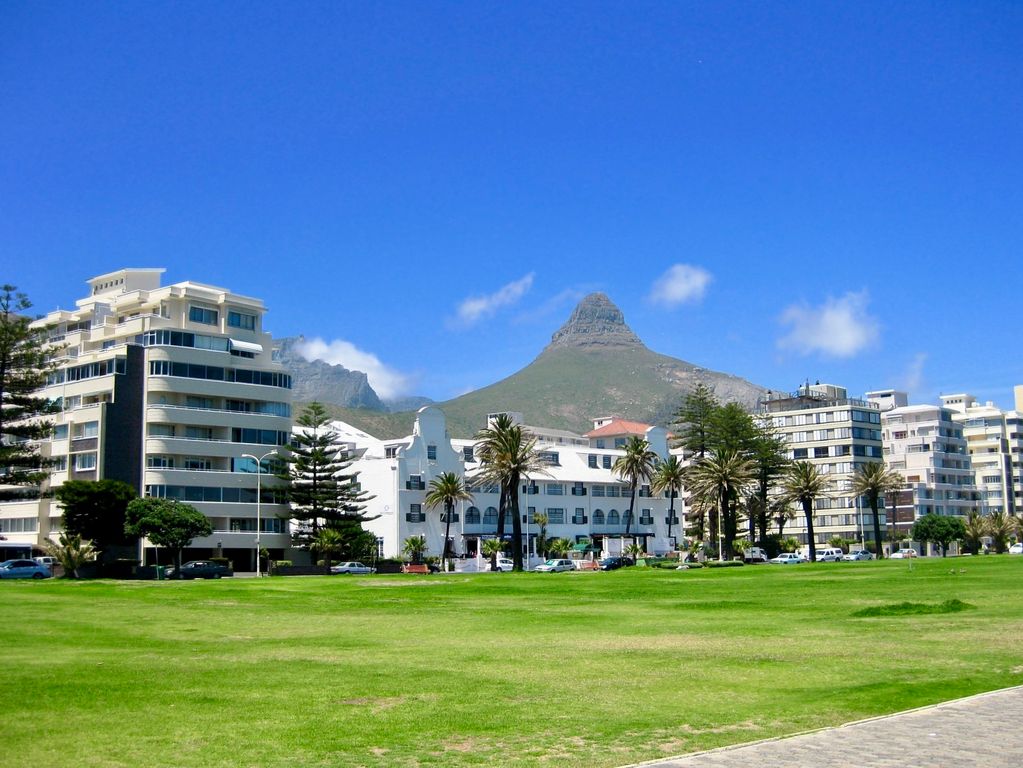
[4,557,1022,768]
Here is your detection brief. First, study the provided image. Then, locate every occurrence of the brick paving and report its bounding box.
[629,685,1023,768]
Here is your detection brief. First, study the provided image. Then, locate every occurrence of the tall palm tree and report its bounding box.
[851,461,904,559]
[475,415,547,571]
[687,449,755,560]
[986,510,1014,553]
[782,461,830,562]
[613,436,658,537]
[425,472,473,572]
[651,454,686,548]
[476,414,516,545]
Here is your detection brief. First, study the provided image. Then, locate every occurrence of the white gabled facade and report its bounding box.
[0,268,293,568]
[335,408,681,564]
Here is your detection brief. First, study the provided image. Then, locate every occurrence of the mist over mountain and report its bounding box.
[285,293,769,438]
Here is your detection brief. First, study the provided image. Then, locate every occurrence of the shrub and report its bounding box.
[705,560,744,568]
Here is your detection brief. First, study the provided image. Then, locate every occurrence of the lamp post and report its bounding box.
[242,450,277,577]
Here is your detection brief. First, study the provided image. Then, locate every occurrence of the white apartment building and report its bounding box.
[333,407,680,563]
[0,268,293,569]
[760,383,884,546]
[940,393,1017,517]
[877,401,979,541]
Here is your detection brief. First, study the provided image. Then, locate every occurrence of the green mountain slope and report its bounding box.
[315,293,768,439]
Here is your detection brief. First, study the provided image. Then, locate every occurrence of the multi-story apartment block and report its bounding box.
[760,383,884,547]
[875,399,979,548]
[940,393,1017,517]
[0,268,292,569]
[333,408,680,564]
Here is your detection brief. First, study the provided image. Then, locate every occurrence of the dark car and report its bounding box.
[598,556,631,571]
[166,560,233,579]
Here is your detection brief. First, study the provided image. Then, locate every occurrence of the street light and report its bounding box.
[242,449,277,577]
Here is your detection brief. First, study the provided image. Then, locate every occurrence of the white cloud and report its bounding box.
[777,291,879,358]
[453,273,535,327]
[295,337,415,400]
[648,264,712,307]
[896,352,928,392]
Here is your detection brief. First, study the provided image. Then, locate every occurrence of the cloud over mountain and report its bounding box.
[777,291,879,358]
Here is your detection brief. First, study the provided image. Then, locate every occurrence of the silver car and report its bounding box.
[534,558,576,572]
[842,550,874,561]
[330,561,376,574]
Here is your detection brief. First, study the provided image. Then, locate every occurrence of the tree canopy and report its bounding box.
[124,497,213,570]
[911,513,966,557]
[55,479,138,553]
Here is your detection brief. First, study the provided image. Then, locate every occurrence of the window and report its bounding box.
[147,456,174,468]
[186,396,214,410]
[183,457,212,471]
[592,509,605,525]
[185,426,214,441]
[52,424,69,440]
[466,507,481,524]
[547,508,565,524]
[539,451,560,466]
[440,511,459,523]
[814,447,829,458]
[72,421,99,439]
[385,446,398,459]
[591,485,605,497]
[588,454,597,469]
[606,510,620,526]
[74,453,97,471]
[571,482,586,496]
[427,444,437,461]
[463,446,474,462]
[546,483,564,495]
[602,456,612,469]
[406,503,425,523]
[639,509,654,525]
[231,428,290,446]
[189,306,219,325]
[614,437,627,448]
[572,508,587,524]
[483,507,498,525]
[227,310,256,330]
[51,456,67,472]
[149,424,175,438]
[406,475,425,491]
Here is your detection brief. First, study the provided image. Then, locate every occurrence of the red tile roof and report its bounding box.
[584,419,653,439]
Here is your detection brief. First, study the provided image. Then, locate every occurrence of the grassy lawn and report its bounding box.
[4,557,1022,768]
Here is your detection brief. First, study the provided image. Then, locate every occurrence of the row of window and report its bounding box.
[46,357,127,386]
[147,425,290,446]
[187,306,258,330]
[0,517,39,533]
[792,445,883,460]
[148,360,291,389]
[144,485,287,504]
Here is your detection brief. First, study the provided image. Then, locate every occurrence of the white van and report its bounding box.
[743,547,770,564]
[816,548,844,562]
[34,556,57,568]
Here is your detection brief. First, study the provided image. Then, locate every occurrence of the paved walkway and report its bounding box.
[630,685,1023,767]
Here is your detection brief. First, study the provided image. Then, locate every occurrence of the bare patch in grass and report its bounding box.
[337,695,407,713]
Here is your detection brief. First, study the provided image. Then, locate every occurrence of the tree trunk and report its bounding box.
[625,481,636,536]
[709,500,720,558]
[666,491,675,546]
[870,496,884,559]
[496,485,507,545]
[803,498,817,562]
[510,477,524,571]
[442,501,453,572]
[721,496,734,560]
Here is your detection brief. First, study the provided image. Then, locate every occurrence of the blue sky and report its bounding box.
[4,1,1022,408]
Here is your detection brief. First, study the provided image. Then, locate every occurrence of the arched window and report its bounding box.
[483,507,498,525]
[622,510,634,526]
[592,509,605,525]
[465,506,480,524]
[607,509,620,526]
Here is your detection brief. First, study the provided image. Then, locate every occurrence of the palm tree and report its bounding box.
[532,511,549,559]
[476,414,516,546]
[651,454,685,548]
[547,538,572,557]
[475,415,548,571]
[425,472,473,572]
[782,461,830,562]
[402,534,427,564]
[42,532,97,579]
[851,462,904,559]
[686,449,755,559]
[481,537,505,572]
[773,497,796,539]
[613,436,658,537]
[312,527,345,571]
[963,510,987,555]
[987,510,1014,553]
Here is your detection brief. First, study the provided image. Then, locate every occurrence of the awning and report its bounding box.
[230,339,263,354]
[572,543,599,552]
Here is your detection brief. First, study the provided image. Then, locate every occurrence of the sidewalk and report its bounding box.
[629,685,1023,767]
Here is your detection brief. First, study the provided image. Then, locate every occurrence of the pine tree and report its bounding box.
[671,383,719,459]
[0,285,58,500]
[282,403,375,550]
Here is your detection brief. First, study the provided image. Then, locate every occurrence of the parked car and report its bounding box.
[0,559,52,579]
[743,547,770,564]
[487,558,515,572]
[816,548,845,563]
[34,556,58,568]
[890,549,918,559]
[165,560,234,579]
[1009,543,1022,555]
[890,549,919,559]
[597,556,631,571]
[534,558,576,572]
[842,549,874,561]
[330,561,376,574]
[769,553,806,565]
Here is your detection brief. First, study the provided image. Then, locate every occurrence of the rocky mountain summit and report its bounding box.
[274,337,385,411]
[547,292,646,350]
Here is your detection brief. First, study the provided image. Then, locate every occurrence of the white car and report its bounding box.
[890,549,918,559]
[743,547,770,564]
[1008,543,1022,555]
[330,561,376,574]
[842,549,874,561]
[816,548,845,562]
[488,558,515,572]
[769,553,806,565]
[534,558,576,572]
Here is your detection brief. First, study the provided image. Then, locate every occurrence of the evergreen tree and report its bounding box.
[55,479,137,554]
[282,403,375,550]
[124,498,213,573]
[0,285,58,499]
[671,383,719,458]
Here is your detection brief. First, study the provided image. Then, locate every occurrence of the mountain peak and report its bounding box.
[546,292,646,351]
